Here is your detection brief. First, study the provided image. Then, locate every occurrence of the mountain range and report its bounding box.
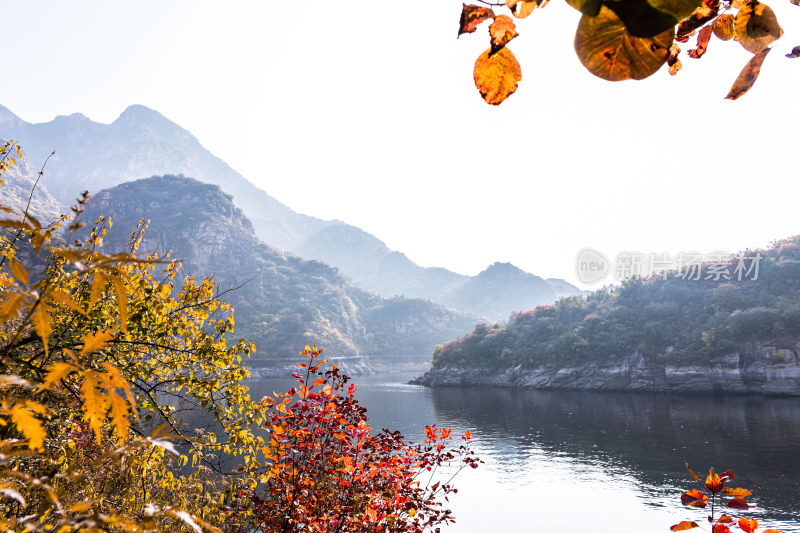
[0,104,579,323]
[79,175,480,358]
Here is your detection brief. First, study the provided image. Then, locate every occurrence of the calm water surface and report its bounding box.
[248,369,800,533]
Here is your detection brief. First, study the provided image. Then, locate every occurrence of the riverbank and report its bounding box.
[411,345,800,395]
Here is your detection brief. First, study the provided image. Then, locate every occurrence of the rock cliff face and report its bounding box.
[412,344,800,396]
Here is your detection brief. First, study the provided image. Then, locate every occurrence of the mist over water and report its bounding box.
[250,369,800,533]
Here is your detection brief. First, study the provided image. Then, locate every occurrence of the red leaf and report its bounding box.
[688,25,713,58]
[713,525,731,533]
[719,470,735,483]
[727,497,754,510]
[459,4,495,36]
[681,489,709,508]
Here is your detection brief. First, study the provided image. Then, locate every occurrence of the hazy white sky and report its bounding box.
[3,0,800,285]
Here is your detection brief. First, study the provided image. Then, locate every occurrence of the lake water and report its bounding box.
[247,369,800,533]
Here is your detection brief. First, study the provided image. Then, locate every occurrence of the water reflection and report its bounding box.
[247,373,800,532]
[428,386,800,522]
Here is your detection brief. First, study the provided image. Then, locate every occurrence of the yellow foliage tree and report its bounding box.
[0,144,263,531]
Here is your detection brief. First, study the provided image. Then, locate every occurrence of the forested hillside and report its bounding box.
[430,237,800,370]
[80,175,479,358]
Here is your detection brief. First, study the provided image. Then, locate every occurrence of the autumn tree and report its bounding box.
[244,346,480,533]
[459,0,794,103]
[0,149,477,532]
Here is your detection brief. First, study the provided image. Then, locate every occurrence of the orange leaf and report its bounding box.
[738,517,759,533]
[489,15,519,55]
[671,521,700,531]
[688,25,713,58]
[81,330,115,355]
[712,14,735,41]
[725,47,771,100]
[685,462,701,483]
[681,489,708,508]
[458,4,495,36]
[705,467,723,494]
[713,525,731,533]
[506,0,538,18]
[762,530,784,533]
[717,516,734,524]
[473,47,521,105]
[723,487,752,497]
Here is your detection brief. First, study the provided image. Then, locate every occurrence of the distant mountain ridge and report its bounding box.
[0,104,579,320]
[293,224,469,300]
[79,175,480,358]
[295,226,580,321]
[440,262,580,321]
[0,104,332,251]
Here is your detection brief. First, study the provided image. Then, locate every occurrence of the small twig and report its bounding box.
[0,150,56,270]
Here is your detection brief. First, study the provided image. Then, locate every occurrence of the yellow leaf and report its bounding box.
[70,501,93,513]
[38,362,78,392]
[473,47,522,105]
[89,271,108,308]
[32,305,53,356]
[107,391,131,443]
[8,258,28,286]
[0,292,26,321]
[713,14,735,41]
[111,277,129,331]
[10,401,47,451]
[80,371,107,442]
[101,362,136,413]
[47,289,85,315]
[81,330,115,355]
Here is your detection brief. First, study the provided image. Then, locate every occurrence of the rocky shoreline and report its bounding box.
[410,345,800,396]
